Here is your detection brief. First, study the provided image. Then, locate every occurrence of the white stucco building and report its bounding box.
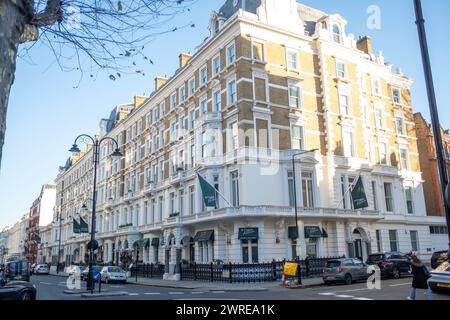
[50,0,446,281]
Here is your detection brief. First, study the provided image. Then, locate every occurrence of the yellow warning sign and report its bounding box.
[284,262,298,277]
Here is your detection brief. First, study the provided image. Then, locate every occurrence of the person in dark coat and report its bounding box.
[408,253,432,300]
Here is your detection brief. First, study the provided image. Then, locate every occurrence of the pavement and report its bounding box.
[50,270,323,291]
[31,273,450,300]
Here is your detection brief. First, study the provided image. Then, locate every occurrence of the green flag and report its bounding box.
[351,176,369,210]
[198,173,217,208]
[79,217,89,233]
[73,218,81,234]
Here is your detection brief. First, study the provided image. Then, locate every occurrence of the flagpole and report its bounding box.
[196,170,233,208]
[336,174,361,209]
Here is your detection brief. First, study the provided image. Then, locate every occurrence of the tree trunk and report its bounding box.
[0,1,30,169]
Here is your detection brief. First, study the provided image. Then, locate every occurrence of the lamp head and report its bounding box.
[112,148,123,157]
[69,144,81,156]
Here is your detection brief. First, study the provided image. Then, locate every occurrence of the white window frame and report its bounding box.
[336,61,347,79]
[226,42,236,65]
[212,54,221,76]
[170,93,177,110]
[189,77,196,96]
[372,77,382,96]
[291,125,304,150]
[288,83,302,109]
[213,90,221,112]
[392,87,402,104]
[179,86,186,103]
[379,142,388,165]
[395,116,406,136]
[286,49,299,70]
[200,66,208,86]
[342,128,355,157]
[399,147,409,170]
[227,78,237,105]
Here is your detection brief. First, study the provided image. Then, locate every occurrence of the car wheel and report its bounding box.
[19,291,32,301]
[344,274,352,285]
[324,281,332,286]
[392,267,401,279]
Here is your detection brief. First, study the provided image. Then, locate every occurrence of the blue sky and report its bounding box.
[1,0,449,229]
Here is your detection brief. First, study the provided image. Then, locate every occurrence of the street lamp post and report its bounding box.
[291,149,318,284]
[292,149,318,239]
[414,0,450,261]
[69,134,122,293]
[56,209,63,274]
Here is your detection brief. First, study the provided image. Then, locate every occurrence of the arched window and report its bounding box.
[321,21,327,30]
[333,25,341,43]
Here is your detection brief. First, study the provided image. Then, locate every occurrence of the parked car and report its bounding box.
[428,261,450,293]
[100,266,127,284]
[431,251,449,270]
[5,260,30,282]
[81,266,101,282]
[33,264,50,275]
[66,265,84,276]
[0,275,36,300]
[366,252,411,279]
[322,258,370,285]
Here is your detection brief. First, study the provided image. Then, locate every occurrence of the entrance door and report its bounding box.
[354,239,363,261]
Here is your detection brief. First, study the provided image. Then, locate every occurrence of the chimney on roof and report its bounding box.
[154,76,168,91]
[179,52,192,68]
[134,96,147,108]
[357,36,372,55]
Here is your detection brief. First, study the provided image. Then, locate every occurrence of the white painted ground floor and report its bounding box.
[54,209,449,278]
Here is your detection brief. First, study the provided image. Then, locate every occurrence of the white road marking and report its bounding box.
[169,292,184,295]
[211,291,225,294]
[389,282,411,287]
[110,286,124,288]
[191,292,206,294]
[335,295,355,298]
[128,293,139,296]
[318,293,336,296]
[331,288,372,293]
[353,297,374,301]
[39,282,51,285]
[144,292,161,295]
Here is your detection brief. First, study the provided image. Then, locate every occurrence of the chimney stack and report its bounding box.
[179,52,192,69]
[357,36,372,55]
[154,76,168,91]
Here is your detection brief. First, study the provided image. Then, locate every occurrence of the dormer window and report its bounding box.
[214,20,220,35]
[332,25,341,43]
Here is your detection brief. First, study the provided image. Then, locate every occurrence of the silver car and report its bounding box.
[322,258,370,285]
[33,264,49,275]
[100,266,127,284]
[428,262,450,293]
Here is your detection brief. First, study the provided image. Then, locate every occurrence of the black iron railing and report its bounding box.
[131,263,165,278]
[180,256,343,283]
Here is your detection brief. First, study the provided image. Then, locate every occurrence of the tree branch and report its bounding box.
[32,0,63,27]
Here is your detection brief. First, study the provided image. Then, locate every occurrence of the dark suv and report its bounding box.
[366,252,411,279]
[431,251,448,270]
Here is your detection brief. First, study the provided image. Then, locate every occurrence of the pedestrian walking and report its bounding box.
[408,253,432,300]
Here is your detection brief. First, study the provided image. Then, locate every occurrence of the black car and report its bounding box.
[0,277,36,300]
[431,250,448,270]
[366,252,411,279]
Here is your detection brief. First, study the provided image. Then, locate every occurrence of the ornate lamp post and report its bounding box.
[69,134,122,293]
